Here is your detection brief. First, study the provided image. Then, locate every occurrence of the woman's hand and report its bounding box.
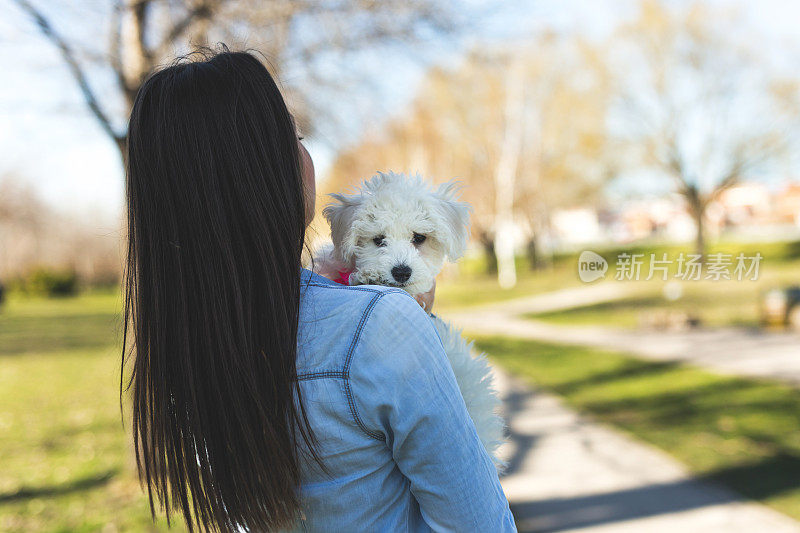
[415,280,435,313]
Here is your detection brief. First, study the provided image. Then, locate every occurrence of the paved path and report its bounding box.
[448,284,800,385]
[442,284,800,530]
[494,368,800,532]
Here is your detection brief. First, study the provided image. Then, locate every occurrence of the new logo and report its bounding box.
[578,251,608,283]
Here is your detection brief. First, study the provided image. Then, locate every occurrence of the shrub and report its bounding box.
[26,268,78,297]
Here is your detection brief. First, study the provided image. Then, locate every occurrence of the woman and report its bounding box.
[122,49,515,533]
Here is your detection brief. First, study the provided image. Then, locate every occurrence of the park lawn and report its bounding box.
[436,256,579,311]
[2,237,798,530]
[0,291,183,532]
[477,336,800,521]
[525,280,764,329]
[438,239,800,315]
[503,240,800,329]
[0,290,125,356]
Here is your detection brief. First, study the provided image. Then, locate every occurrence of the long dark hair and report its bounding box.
[122,49,319,532]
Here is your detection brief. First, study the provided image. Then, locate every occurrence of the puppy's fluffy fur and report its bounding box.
[319,171,506,467]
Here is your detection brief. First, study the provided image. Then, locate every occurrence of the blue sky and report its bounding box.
[1,0,798,221]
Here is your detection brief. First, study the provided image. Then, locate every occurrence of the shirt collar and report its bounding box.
[301,267,337,286]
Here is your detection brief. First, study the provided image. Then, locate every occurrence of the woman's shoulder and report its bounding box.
[347,290,467,441]
[300,268,412,312]
[297,269,426,373]
[362,289,432,333]
[350,290,447,381]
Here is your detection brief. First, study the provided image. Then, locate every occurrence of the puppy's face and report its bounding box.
[323,172,471,296]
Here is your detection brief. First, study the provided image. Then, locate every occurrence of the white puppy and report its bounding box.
[318,171,506,468]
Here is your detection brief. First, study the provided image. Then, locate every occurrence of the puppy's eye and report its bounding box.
[373,235,386,247]
[412,233,427,245]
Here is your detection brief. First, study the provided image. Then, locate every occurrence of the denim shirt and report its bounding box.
[289,269,516,532]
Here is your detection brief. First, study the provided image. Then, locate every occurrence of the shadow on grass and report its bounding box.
[704,453,800,501]
[550,360,683,396]
[0,468,119,503]
[494,375,800,531]
[511,456,800,532]
[581,378,798,427]
[581,384,800,506]
[0,313,118,356]
[480,336,800,524]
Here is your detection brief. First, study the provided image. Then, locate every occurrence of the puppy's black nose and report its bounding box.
[391,265,412,283]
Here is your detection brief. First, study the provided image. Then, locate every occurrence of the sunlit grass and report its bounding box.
[0,292,181,532]
[0,290,122,356]
[436,257,579,311]
[439,240,800,329]
[525,283,763,328]
[2,238,798,530]
[525,257,800,329]
[477,336,800,520]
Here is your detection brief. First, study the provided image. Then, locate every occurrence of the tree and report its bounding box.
[12,0,457,161]
[0,174,48,278]
[0,174,120,283]
[492,57,524,288]
[610,0,798,256]
[324,33,615,284]
[514,36,616,269]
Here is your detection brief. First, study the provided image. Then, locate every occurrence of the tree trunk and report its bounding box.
[120,2,152,100]
[493,58,525,289]
[693,208,705,259]
[527,236,548,270]
[479,232,497,274]
[683,186,706,259]
[526,237,537,269]
[526,209,551,270]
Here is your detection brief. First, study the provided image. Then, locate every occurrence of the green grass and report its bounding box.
[477,336,800,520]
[0,290,124,356]
[437,239,800,328]
[526,284,764,329]
[436,256,579,311]
[524,262,800,329]
[2,237,799,529]
[0,291,182,532]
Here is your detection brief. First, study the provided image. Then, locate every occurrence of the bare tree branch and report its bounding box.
[612,1,797,255]
[156,0,220,57]
[109,1,126,94]
[12,0,125,149]
[13,0,460,164]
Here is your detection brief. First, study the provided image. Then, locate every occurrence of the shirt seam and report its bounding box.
[343,289,408,442]
[296,370,345,381]
[299,281,414,441]
[307,282,389,294]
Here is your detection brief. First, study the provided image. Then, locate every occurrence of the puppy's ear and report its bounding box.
[322,193,361,265]
[431,180,472,260]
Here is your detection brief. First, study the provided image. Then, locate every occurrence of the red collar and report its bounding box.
[332,268,353,286]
